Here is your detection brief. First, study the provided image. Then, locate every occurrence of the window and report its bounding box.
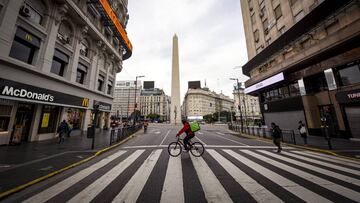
[51,49,68,76]
[336,64,360,86]
[58,21,72,44]
[76,63,87,84]
[9,28,40,64]
[274,5,282,20]
[19,1,46,26]
[289,0,298,6]
[263,18,269,32]
[80,41,89,57]
[251,14,256,25]
[0,105,12,132]
[260,6,266,18]
[294,10,305,23]
[38,105,59,134]
[304,73,328,94]
[266,38,272,45]
[278,26,286,35]
[254,29,259,42]
[107,80,113,94]
[97,75,105,91]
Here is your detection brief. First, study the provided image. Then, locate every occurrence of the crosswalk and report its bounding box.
[21,148,360,203]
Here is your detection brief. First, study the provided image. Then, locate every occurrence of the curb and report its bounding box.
[0,135,135,200]
[228,130,360,162]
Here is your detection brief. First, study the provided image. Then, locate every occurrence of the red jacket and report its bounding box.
[176,122,194,137]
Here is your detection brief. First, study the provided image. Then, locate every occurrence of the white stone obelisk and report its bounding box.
[171,34,181,125]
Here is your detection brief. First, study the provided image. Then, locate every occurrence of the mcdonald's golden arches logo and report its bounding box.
[82,98,89,107]
[25,33,33,42]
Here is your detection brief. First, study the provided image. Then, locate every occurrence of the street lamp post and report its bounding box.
[230,78,244,133]
[134,75,145,124]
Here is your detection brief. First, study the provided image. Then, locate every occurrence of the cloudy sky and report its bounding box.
[116,0,249,101]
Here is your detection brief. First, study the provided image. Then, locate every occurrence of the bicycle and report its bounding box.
[168,137,205,157]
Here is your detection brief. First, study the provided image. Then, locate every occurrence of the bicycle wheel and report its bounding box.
[190,142,204,157]
[168,142,182,157]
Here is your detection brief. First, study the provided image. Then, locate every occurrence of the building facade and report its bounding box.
[0,0,132,144]
[183,88,234,118]
[233,84,262,122]
[140,88,169,121]
[112,80,141,119]
[240,0,360,138]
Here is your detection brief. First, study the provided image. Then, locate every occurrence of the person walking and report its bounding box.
[271,122,282,153]
[298,120,308,145]
[57,120,69,144]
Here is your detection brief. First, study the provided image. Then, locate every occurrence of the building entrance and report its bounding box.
[10,103,34,143]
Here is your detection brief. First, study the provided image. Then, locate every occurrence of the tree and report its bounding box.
[203,114,214,123]
[147,113,160,121]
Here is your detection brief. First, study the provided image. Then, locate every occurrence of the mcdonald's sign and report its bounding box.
[25,33,32,42]
[82,98,89,107]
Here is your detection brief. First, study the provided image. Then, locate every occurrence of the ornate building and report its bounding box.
[140,88,169,121]
[0,0,132,144]
[240,0,360,138]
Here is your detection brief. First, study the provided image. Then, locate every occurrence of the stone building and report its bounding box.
[240,0,360,138]
[183,88,234,118]
[0,0,132,144]
[140,88,169,121]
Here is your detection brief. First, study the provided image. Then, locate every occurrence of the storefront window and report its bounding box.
[38,105,59,134]
[65,108,84,129]
[0,105,12,132]
[337,64,360,86]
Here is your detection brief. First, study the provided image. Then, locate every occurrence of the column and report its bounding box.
[82,109,92,132]
[41,4,69,72]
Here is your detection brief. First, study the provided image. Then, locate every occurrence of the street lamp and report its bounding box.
[134,75,145,124]
[230,78,244,133]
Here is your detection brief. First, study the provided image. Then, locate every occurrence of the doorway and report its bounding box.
[11,103,34,143]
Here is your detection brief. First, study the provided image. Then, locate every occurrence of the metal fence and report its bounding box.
[229,124,297,145]
[109,124,143,146]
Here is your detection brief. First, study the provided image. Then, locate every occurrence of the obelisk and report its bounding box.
[171,34,181,124]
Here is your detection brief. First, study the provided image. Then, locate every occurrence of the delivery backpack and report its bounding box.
[190,121,201,132]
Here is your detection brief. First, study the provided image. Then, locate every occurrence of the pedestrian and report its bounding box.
[57,120,69,144]
[298,120,307,145]
[271,122,282,153]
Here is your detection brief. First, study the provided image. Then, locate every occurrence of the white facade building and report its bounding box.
[0,0,132,144]
[112,80,141,119]
[140,88,169,121]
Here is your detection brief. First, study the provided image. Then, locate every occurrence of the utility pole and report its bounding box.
[230,78,244,133]
[134,75,144,124]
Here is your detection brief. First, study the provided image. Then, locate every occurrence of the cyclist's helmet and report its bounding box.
[181,119,187,124]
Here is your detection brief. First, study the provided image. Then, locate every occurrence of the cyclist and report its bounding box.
[176,119,195,151]
[143,120,149,133]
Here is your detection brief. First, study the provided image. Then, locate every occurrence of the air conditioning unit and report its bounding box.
[19,5,31,17]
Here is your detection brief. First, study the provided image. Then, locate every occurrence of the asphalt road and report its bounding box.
[4,124,360,203]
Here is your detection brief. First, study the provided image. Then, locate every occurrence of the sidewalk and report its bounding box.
[228,126,360,159]
[0,129,123,195]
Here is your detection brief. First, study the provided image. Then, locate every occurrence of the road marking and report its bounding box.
[251,150,360,202]
[112,149,162,203]
[39,166,53,171]
[282,151,360,176]
[224,149,332,203]
[122,145,292,149]
[207,149,283,203]
[302,151,360,165]
[155,131,161,134]
[159,130,171,146]
[212,132,248,146]
[260,150,360,187]
[197,132,203,135]
[190,152,233,203]
[68,150,144,203]
[194,136,207,146]
[24,150,127,203]
[160,150,184,203]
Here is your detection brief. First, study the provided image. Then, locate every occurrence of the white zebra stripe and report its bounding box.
[160,150,184,203]
[292,151,360,169]
[112,149,162,203]
[67,150,144,203]
[282,151,360,176]
[207,149,283,203]
[251,150,360,202]
[190,152,233,203]
[224,149,332,203]
[260,150,360,187]
[23,150,127,203]
[304,151,360,164]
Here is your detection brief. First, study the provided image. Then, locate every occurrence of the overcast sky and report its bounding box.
[116,0,249,101]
